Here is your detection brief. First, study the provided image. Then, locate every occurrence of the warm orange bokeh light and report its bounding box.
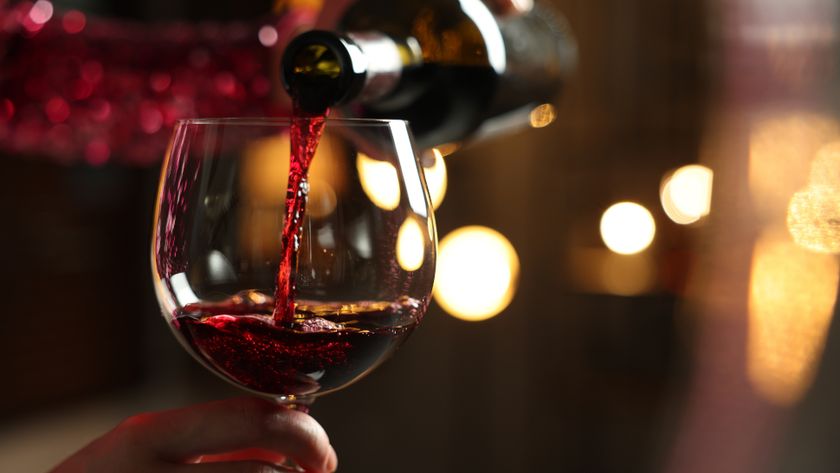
[749,113,840,219]
[529,103,557,128]
[433,226,520,321]
[396,216,426,272]
[238,132,344,258]
[747,230,839,405]
[357,152,401,211]
[787,185,840,254]
[660,165,714,225]
[423,148,448,210]
[600,202,656,255]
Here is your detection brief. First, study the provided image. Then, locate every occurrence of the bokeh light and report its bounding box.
[149,72,172,93]
[84,140,110,166]
[433,226,520,321]
[660,165,714,224]
[396,217,426,272]
[306,178,337,219]
[600,202,656,255]
[785,140,840,254]
[749,113,840,218]
[357,152,401,211]
[529,103,557,128]
[786,185,840,254]
[61,10,86,34]
[0,99,14,123]
[810,141,840,188]
[423,148,448,210]
[239,133,344,257]
[570,248,655,296]
[29,1,54,25]
[258,25,279,47]
[241,133,344,207]
[45,97,70,124]
[139,102,163,134]
[434,142,460,158]
[747,230,838,405]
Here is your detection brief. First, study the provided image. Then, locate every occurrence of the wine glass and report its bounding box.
[150,117,436,470]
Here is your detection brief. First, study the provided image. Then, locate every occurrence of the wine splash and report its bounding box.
[273,107,328,324]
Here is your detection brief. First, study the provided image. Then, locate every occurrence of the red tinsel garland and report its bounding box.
[0,1,315,166]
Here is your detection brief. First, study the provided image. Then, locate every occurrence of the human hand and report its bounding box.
[49,397,338,473]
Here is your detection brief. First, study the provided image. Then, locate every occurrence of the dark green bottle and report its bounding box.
[281,0,576,148]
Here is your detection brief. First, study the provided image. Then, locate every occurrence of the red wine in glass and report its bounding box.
[173,293,423,397]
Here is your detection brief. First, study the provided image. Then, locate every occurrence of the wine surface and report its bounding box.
[175,294,423,397]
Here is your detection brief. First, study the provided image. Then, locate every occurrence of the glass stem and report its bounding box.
[276,396,314,414]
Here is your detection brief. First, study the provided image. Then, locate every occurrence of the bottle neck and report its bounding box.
[281,30,412,113]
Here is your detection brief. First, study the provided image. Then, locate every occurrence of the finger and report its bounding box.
[121,398,335,473]
[485,0,533,17]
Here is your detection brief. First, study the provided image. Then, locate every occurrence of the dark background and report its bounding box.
[3,1,840,472]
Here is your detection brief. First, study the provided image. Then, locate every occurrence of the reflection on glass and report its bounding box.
[433,226,519,321]
[357,152,401,211]
[600,202,656,255]
[458,0,506,73]
[660,165,714,225]
[241,133,344,206]
[390,121,428,217]
[396,216,426,272]
[747,230,838,405]
[206,250,236,284]
[242,134,291,205]
[423,148,448,210]
[170,272,199,306]
[238,134,342,258]
[307,178,337,219]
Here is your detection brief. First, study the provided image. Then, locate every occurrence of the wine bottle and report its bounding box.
[281,0,576,148]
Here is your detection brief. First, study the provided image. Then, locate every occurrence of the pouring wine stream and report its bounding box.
[273,106,328,326]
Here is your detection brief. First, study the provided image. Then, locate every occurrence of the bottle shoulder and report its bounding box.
[340,0,494,67]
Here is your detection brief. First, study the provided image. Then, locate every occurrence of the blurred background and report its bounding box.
[3,0,840,472]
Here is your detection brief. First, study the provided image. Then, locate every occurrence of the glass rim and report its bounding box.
[176,117,410,127]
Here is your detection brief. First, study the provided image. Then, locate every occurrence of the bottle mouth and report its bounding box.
[281,30,367,114]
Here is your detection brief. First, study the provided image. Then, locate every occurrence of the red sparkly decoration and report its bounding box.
[0,1,317,166]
